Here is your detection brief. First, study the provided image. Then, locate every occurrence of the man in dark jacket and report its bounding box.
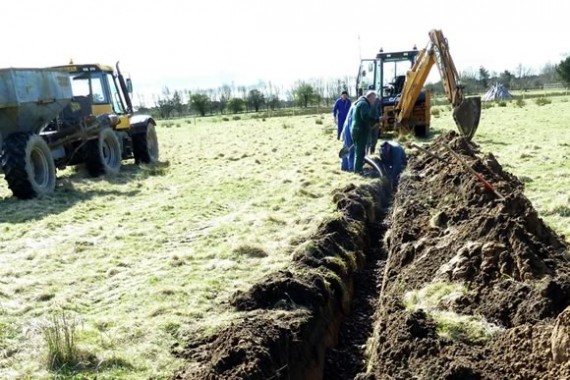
[333,91,351,140]
[380,141,407,187]
[351,91,378,173]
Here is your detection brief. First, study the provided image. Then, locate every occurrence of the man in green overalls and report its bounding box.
[351,91,379,173]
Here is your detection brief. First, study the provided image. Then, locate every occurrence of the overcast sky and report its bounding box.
[1,0,568,99]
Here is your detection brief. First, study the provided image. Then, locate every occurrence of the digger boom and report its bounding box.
[395,30,481,140]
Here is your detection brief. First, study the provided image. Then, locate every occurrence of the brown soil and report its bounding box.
[365,131,570,380]
[173,182,392,380]
[323,221,387,380]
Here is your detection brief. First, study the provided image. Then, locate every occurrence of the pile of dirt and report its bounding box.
[173,181,392,379]
[365,131,570,379]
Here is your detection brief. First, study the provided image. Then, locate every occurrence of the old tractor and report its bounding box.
[0,62,158,199]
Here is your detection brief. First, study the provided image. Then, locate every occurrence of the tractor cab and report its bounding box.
[356,48,431,136]
[357,48,419,100]
[53,63,134,130]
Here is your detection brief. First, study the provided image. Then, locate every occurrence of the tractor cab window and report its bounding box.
[71,72,107,104]
[382,61,413,97]
[106,73,125,114]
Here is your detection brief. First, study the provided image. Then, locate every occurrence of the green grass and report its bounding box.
[0,114,365,379]
[431,95,570,240]
[404,282,501,344]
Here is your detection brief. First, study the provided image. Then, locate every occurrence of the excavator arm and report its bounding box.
[395,29,481,140]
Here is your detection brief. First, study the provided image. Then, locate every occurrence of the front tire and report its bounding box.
[1,133,56,199]
[85,127,122,177]
[133,122,159,164]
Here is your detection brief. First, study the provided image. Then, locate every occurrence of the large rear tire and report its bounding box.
[85,127,122,177]
[133,122,159,164]
[1,133,56,199]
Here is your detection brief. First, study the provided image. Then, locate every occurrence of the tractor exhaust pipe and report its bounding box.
[116,61,134,114]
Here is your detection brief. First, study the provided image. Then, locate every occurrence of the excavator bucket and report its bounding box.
[452,96,481,141]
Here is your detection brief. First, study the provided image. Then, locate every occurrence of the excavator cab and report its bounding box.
[355,30,481,141]
[357,49,429,136]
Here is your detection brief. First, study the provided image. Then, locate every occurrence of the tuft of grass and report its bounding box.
[535,96,552,106]
[497,100,507,107]
[232,116,241,121]
[482,102,495,109]
[430,107,441,118]
[515,98,526,108]
[33,310,82,371]
[549,205,570,217]
[222,117,230,122]
[233,244,268,258]
[404,281,501,344]
[434,310,500,344]
[162,121,174,128]
[315,118,323,125]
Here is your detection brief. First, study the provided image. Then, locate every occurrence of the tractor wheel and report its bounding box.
[85,127,122,177]
[1,133,56,199]
[133,122,159,164]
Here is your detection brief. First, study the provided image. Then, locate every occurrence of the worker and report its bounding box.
[339,103,357,171]
[367,96,382,154]
[379,141,407,187]
[333,91,351,140]
[351,90,379,173]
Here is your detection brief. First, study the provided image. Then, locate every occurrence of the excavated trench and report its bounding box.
[173,132,570,380]
[173,178,393,380]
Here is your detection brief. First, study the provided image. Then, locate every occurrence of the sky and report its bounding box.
[1,0,568,102]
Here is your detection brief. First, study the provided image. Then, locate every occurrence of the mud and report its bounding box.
[173,181,392,380]
[365,131,570,379]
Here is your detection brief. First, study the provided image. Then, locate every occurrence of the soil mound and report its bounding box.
[173,181,392,379]
[366,131,570,379]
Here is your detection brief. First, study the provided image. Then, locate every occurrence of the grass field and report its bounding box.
[0,96,569,379]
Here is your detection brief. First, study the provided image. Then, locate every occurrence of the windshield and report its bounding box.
[70,72,107,104]
[380,60,414,97]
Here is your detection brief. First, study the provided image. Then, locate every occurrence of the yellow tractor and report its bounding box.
[52,62,159,168]
[357,29,481,140]
[0,62,158,199]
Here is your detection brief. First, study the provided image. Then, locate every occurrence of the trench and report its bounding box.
[323,221,387,380]
[173,179,393,380]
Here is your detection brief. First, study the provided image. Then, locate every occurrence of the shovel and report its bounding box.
[407,142,450,164]
[442,143,505,200]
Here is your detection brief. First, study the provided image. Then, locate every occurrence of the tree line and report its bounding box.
[140,56,570,118]
[427,58,570,95]
[137,77,354,119]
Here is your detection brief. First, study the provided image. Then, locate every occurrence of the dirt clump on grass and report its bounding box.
[365,131,570,380]
[173,181,392,379]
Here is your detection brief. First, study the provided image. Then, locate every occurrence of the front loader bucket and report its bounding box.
[453,96,481,141]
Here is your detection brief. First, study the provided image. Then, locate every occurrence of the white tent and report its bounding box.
[482,83,512,101]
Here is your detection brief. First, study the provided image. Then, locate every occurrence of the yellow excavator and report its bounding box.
[356,29,481,140]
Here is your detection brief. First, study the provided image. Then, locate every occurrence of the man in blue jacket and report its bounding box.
[380,141,407,187]
[340,103,357,171]
[333,91,351,140]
